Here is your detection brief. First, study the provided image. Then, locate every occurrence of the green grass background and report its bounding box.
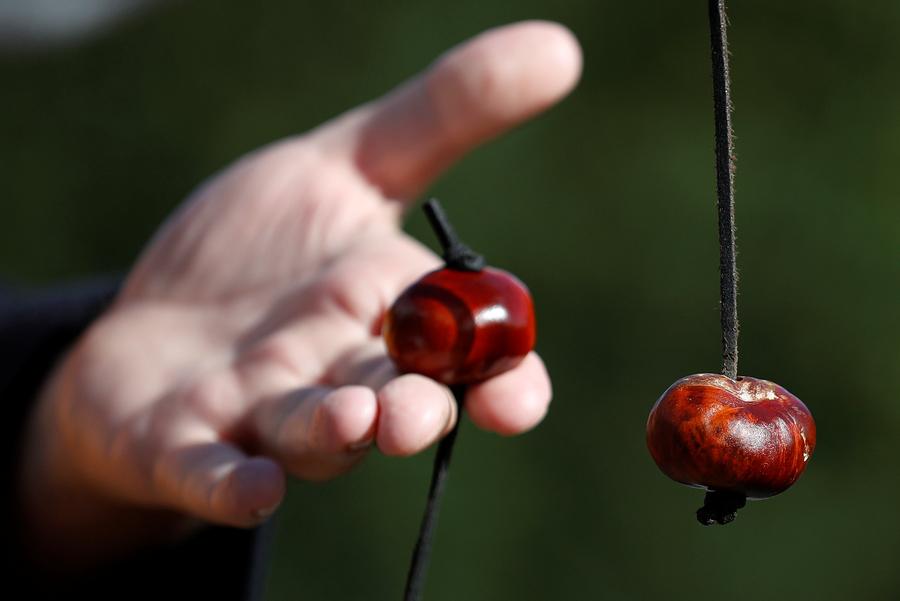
[3,1,899,599]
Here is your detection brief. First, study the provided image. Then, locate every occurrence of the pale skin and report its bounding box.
[19,21,583,566]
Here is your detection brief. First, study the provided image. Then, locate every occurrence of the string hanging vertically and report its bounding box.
[708,0,739,380]
[403,388,464,601]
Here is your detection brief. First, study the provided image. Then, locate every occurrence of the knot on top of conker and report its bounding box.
[383,198,536,386]
[423,198,485,272]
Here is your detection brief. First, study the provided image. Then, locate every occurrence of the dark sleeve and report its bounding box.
[2,277,271,601]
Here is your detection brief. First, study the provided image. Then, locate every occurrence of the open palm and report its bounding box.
[21,21,582,561]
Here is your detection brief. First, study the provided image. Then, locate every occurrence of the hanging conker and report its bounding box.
[383,200,535,386]
[646,373,816,524]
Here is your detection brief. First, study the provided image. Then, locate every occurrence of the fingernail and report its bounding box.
[348,438,374,452]
[445,388,458,432]
[253,504,279,521]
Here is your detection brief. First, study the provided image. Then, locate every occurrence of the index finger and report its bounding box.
[319,20,582,201]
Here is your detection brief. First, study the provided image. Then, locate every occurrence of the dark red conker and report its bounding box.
[383,266,535,386]
[646,373,816,500]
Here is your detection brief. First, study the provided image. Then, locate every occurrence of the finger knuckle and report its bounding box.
[180,372,239,422]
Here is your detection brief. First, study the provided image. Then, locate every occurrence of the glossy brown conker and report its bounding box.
[383,266,535,386]
[646,373,816,501]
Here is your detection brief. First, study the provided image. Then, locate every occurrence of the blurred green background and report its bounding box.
[3,1,900,599]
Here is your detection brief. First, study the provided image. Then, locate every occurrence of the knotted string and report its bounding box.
[699,0,746,526]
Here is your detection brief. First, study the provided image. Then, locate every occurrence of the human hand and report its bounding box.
[20,21,582,562]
